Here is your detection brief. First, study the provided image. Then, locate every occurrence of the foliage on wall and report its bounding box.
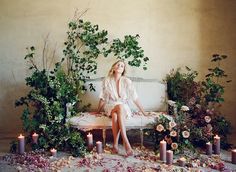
[13,17,149,156]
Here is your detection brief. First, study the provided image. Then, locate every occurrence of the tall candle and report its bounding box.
[87,133,93,150]
[213,135,220,154]
[232,149,236,164]
[160,140,167,162]
[166,150,173,165]
[18,134,25,154]
[50,148,57,157]
[178,157,186,167]
[206,142,212,156]
[32,132,39,144]
[96,141,103,154]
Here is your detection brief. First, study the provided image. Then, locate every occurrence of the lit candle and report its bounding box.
[50,148,57,157]
[32,132,39,144]
[160,140,167,162]
[166,150,173,165]
[87,133,93,151]
[206,142,212,156]
[232,149,236,164]
[18,134,25,154]
[213,135,220,154]
[178,157,186,167]
[96,141,103,154]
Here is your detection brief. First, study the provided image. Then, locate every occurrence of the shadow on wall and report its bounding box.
[198,0,236,145]
[0,80,29,138]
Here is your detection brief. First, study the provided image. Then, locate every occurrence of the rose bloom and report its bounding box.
[204,116,211,123]
[164,135,173,145]
[206,124,213,131]
[169,121,177,129]
[170,130,177,137]
[168,100,176,107]
[181,105,189,111]
[156,124,164,132]
[182,131,190,138]
[171,142,178,150]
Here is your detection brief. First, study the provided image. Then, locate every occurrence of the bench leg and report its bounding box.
[140,128,143,148]
[102,129,106,146]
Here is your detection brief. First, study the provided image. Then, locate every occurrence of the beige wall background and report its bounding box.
[0,0,235,145]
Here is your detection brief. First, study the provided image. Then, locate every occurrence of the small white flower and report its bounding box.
[171,142,178,150]
[156,124,164,132]
[169,121,177,129]
[204,116,211,123]
[181,105,189,111]
[168,100,176,107]
[170,130,177,137]
[182,131,190,138]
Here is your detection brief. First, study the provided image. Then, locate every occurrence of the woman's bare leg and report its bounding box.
[115,105,133,155]
[111,112,120,152]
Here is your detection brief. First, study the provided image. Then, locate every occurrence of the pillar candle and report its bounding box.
[232,149,236,164]
[96,141,103,154]
[50,148,57,157]
[160,140,167,162]
[87,133,93,150]
[206,142,212,156]
[32,132,39,144]
[166,150,173,165]
[178,157,186,167]
[18,134,25,154]
[213,135,220,154]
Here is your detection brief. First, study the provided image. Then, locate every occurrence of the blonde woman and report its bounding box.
[96,60,146,157]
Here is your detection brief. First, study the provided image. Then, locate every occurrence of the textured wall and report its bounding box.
[0,0,235,144]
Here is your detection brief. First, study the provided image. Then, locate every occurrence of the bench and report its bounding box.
[67,77,168,146]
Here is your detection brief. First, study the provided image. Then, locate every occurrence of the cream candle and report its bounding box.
[178,157,186,167]
[87,133,93,150]
[213,135,220,154]
[232,149,236,164]
[166,150,173,165]
[96,141,103,154]
[18,134,25,154]
[50,148,57,157]
[160,140,167,162]
[32,132,39,144]
[206,142,212,156]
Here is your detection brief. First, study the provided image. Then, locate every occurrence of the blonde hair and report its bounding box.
[108,59,126,77]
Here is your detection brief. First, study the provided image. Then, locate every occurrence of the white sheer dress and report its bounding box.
[99,76,138,118]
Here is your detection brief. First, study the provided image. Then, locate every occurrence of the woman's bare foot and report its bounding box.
[125,149,133,157]
[112,145,119,154]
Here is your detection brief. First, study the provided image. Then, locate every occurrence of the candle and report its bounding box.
[87,133,93,150]
[18,134,25,154]
[32,132,39,144]
[50,148,57,157]
[160,140,167,162]
[213,135,220,154]
[206,142,212,156]
[96,141,103,154]
[232,149,236,164]
[166,150,173,165]
[178,157,186,167]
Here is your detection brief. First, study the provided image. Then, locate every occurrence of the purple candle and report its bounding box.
[50,148,57,157]
[178,157,186,167]
[96,141,103,154]
[18,134,25,154]
[160,140,167,162]
[206,142,212,156]
[166,150,173,165]
[32,132,39,144]
[232,149,236,164]
[87,133,93,151]
[214,135,220,154]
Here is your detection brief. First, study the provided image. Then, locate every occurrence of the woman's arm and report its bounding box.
[133,99,147,116]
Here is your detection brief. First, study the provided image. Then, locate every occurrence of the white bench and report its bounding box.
[67,77,168,146]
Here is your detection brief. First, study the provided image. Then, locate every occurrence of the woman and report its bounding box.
[96,60,146,157]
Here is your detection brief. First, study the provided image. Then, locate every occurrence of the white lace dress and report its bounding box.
[99,76,138,118]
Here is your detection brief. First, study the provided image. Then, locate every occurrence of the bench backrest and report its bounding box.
[79,77,167,112]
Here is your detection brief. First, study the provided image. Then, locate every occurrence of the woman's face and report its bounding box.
[113,61,125,74]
